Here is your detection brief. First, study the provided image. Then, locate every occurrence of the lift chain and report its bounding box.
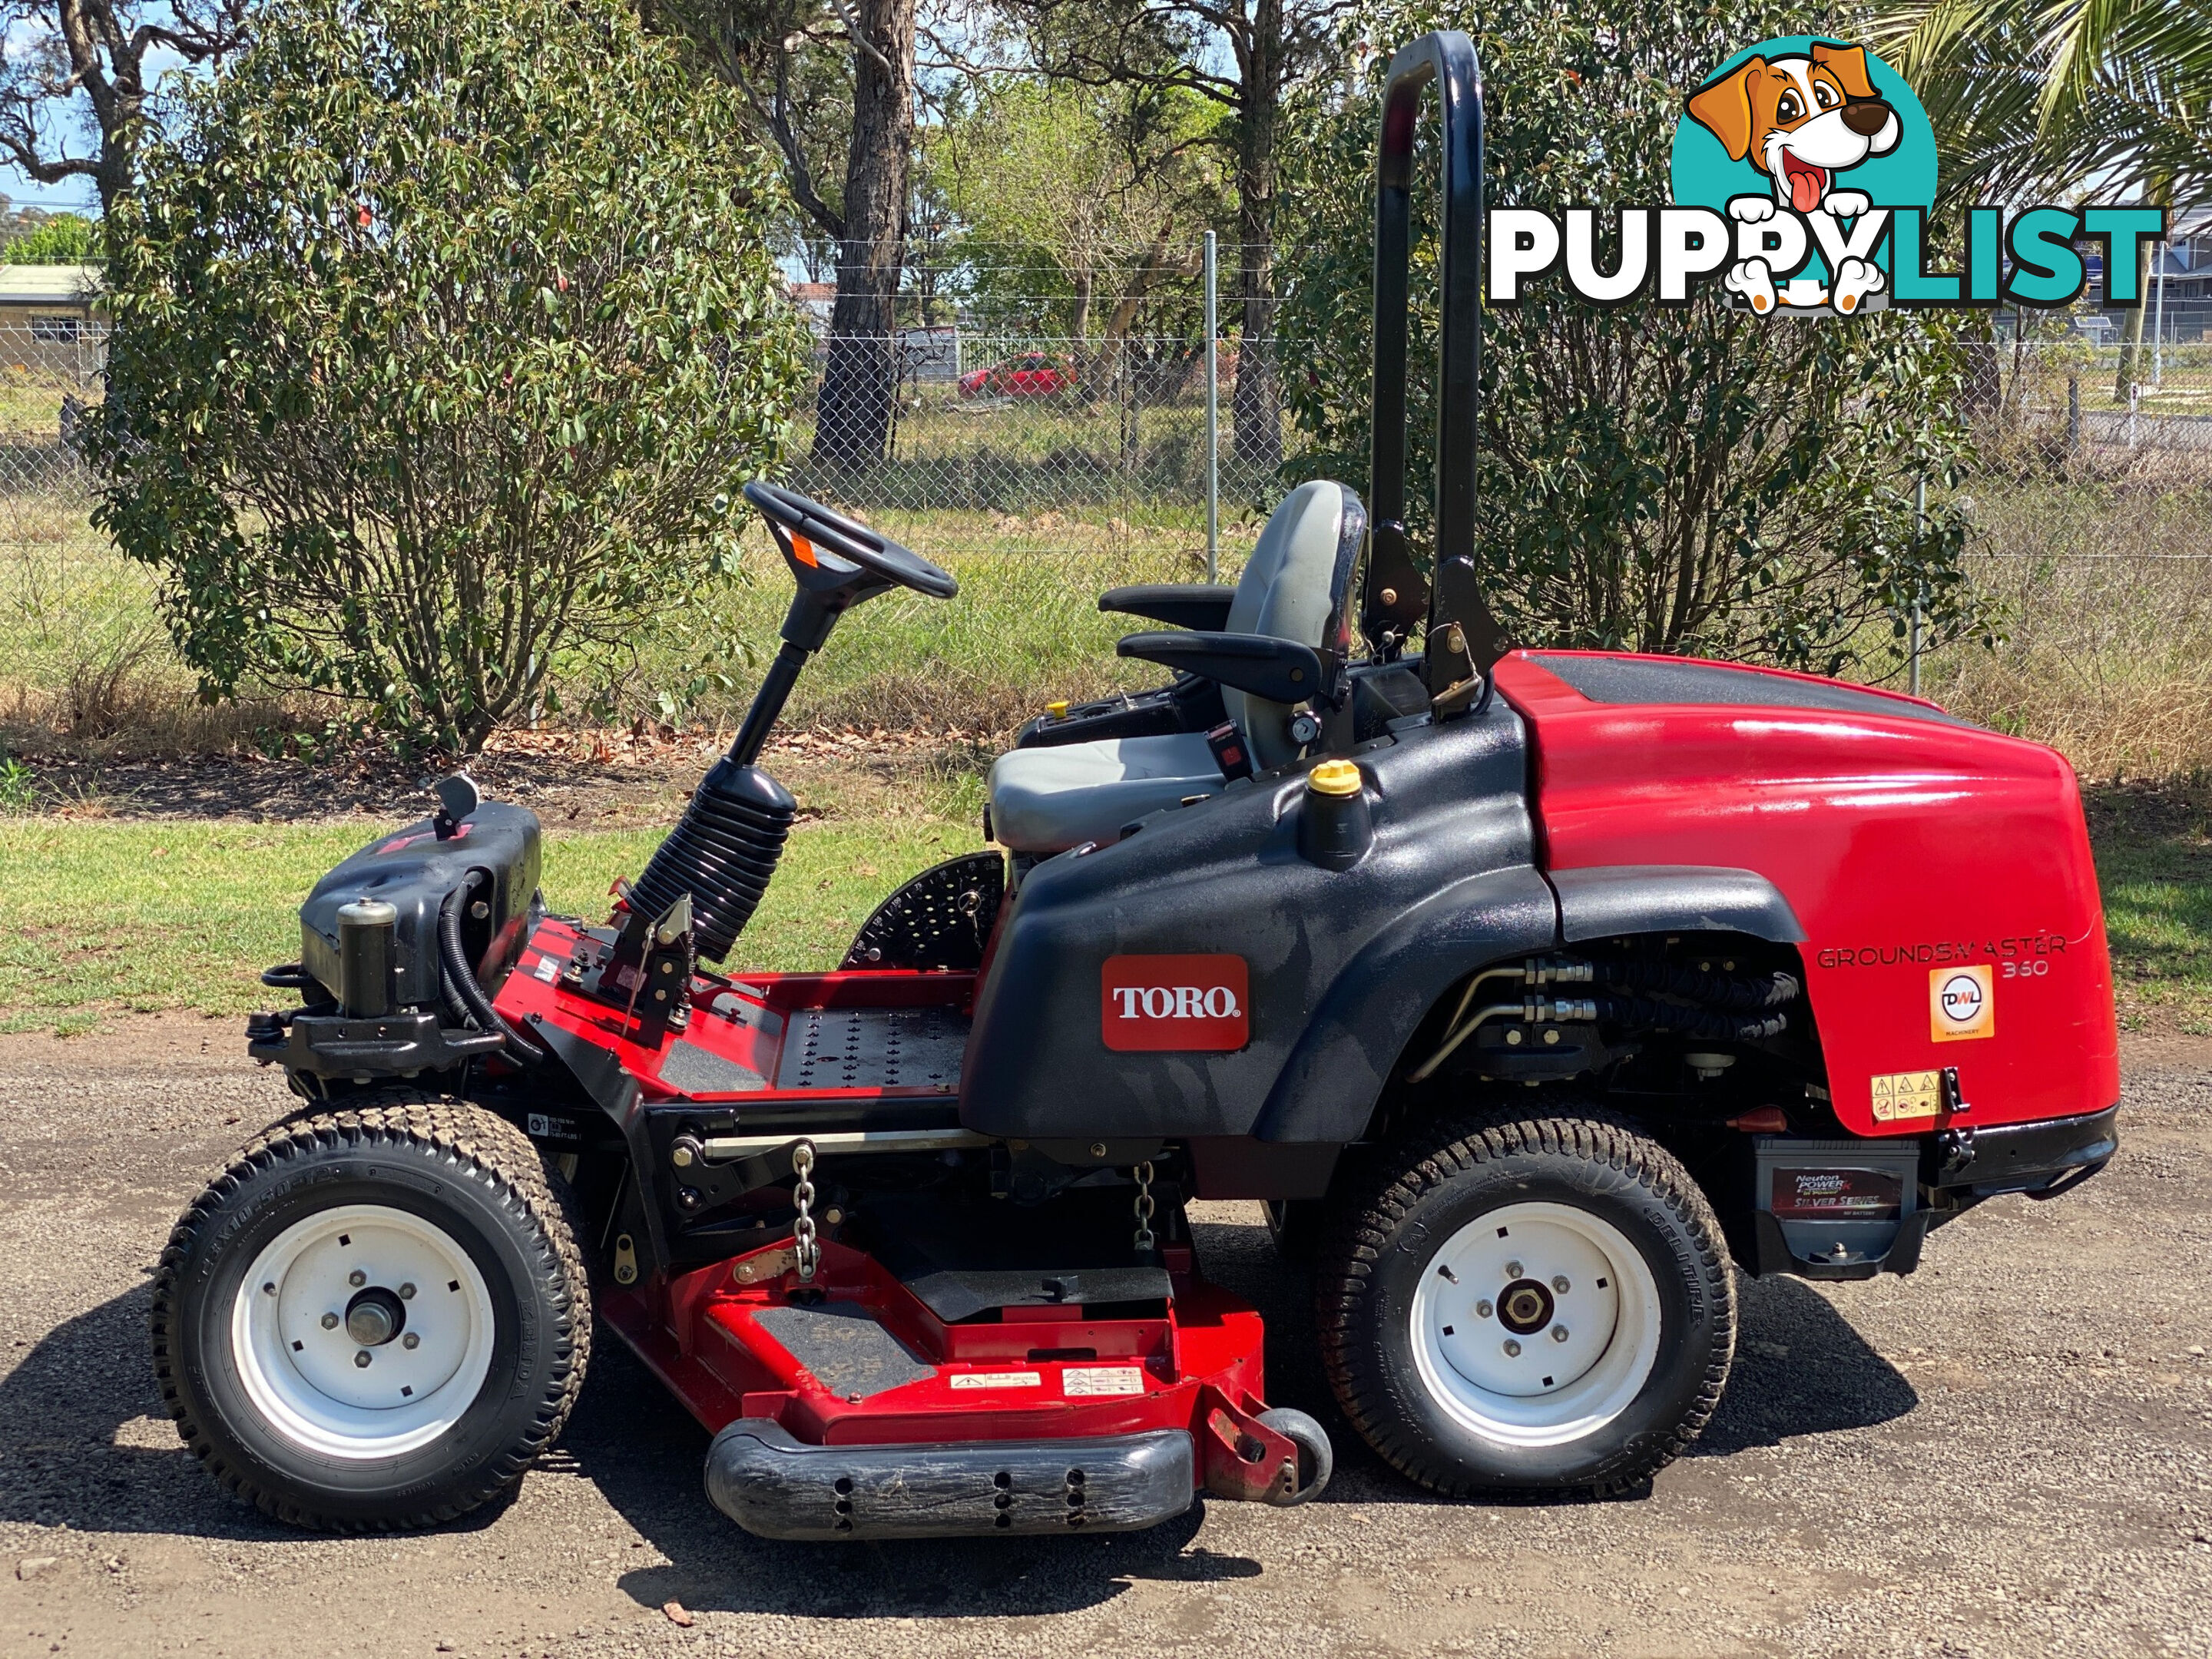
[791,1140,819,1283]
[1132,1160,1157,1254]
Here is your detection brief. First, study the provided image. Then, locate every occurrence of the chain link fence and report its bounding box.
[783,329,1297,564]
[0,311,2208,760]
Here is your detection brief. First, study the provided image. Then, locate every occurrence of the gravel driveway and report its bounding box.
[0,1019,2206,1659]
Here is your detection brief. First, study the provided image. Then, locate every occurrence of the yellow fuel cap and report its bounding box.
[1307,759,1363,796]
[1047,700,1068,719]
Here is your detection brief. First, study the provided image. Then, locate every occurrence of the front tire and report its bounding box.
[150,1095,591,1530]
[1316,1109,1734,1497]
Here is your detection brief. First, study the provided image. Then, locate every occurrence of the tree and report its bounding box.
[1012,0,1354,472]
[658,0,920,469]
[0,0,250,216]
[1867,1,2212,398]
[0,210,96,261]
[935,76,1223,369]
[1276,0,1981,673]
[92,0,810,753]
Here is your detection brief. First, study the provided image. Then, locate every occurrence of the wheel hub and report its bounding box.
[1406,1200,1664,1449]
[230,1204,496,1459]
[344,1286,407,1346]
[1496,1278,1554,1335]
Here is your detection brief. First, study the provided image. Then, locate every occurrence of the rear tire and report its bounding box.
[1316,1108,1734,1497]
[150,1094,591,1530]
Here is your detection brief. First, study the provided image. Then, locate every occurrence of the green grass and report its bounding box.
[0,813,979,1033]
[1,786,2204,1038]
[2085,782,2212,1035]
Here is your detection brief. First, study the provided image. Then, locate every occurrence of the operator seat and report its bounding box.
[987,479,1362,854]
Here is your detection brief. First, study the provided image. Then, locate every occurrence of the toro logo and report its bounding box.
[1101,955,1250,1053]
[1929,963,1994,1042]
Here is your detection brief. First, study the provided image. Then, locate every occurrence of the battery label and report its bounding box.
[1770,1167,1902,1220]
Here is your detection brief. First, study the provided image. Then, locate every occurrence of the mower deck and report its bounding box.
[492,919,1312,1538]
[601,1236,1301,1538]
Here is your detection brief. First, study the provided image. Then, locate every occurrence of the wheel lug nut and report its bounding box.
[354,1350,372,1367]
[320,1312,339,1330]
[262,1281,276,1296]
[398,1283,416,1300]
[1475,1300,1494,1319]
[1505,1260,1524,1279]
[1552,1276,1570,1293]
[1551,1324,1570,1343]
[1503,1339,1522,1357]
[402,1333,420,1350]
[347,1270,367,1288]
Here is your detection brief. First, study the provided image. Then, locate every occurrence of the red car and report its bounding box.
[958,352,1077,399]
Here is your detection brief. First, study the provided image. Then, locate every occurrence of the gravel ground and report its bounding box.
[0,1019,2206,1659]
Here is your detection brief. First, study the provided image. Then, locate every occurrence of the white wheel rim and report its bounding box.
[230,1203,497,1460]
[1409,1200,1663,1449]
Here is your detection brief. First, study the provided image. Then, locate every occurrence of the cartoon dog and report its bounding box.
[1686,41,1901,313]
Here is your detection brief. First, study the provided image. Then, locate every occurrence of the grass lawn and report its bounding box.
[0,813,981,1034]
[2084,782,2212,1035]
[0,780,2205,1038]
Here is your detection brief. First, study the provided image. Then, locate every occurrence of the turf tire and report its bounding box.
[1316,1107,1734,1497]
[149,1093,591,1530]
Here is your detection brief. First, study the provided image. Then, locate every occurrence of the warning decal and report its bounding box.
[1062,1366,1147,1397]
[1870,1069,1942,1121]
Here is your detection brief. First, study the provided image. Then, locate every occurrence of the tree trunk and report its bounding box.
[1230,0,1283,475]
[812,0,917,470]
[2112,236,2151,405]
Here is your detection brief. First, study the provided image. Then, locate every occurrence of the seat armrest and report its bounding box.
[1098,584,1237,631]
[1117,631,1327,707]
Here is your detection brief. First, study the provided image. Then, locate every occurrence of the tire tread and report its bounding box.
[147,1091,592,1532]
[1316,1105,1735,1498]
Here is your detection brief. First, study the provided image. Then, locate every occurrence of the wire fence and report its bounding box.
[784,330,1298,559]
[1,317,2210,761]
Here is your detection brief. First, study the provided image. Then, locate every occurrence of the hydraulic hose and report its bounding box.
[439,872,546,1066]
[1591,960,1799,1012]
[1588,993,1789,1043]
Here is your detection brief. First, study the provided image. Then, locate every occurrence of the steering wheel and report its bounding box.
[743,481,958,601]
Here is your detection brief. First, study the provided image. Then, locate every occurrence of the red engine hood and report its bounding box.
[1492,650,2119,1137]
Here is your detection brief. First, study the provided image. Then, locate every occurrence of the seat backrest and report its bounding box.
[1222,480,1363,769]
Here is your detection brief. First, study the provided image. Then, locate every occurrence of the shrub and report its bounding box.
[2,214,100,264]
[1276,0,1984,673]
[93,0,810,752]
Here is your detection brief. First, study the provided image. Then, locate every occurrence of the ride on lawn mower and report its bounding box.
[152,31,2120,1539]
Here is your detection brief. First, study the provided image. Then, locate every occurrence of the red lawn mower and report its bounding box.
[153,32,2120,1539]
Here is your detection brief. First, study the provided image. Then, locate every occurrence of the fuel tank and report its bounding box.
[960,700,1554,1149]
[1492,650,2119,1136]
[297,802,541,1008]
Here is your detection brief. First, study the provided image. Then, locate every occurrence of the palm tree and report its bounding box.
[1866,0,2212,393]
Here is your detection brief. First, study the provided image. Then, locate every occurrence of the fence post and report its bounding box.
[1204,230,1219,582]
[1909,475,1925,698]
[2152,237,2167,388]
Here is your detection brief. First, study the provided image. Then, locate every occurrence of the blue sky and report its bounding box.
[0,12,197,219]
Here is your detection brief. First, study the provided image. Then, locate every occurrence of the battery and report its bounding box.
[1753,1136,1922,1272]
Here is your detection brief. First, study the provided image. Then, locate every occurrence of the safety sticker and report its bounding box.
[1061,1366,1147,1397]
[1869,1069,1942,1121]
[1930,964,1994,1041]
[533,953,561,983]
[949,1371,1041,1390]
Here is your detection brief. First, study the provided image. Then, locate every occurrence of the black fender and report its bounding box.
[1548,865,1806,944]
[1249,863,1558,1144]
